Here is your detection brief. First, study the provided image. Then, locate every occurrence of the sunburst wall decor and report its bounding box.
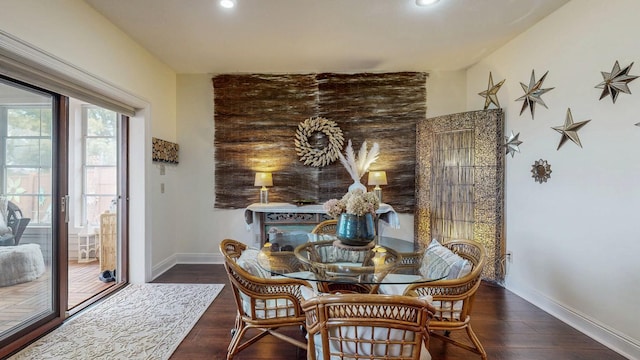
[531,159,552,184]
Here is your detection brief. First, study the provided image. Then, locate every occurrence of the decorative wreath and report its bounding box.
[294,117,344,167]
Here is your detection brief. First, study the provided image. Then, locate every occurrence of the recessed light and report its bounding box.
[416,0,440,6]
[220,0,236,9]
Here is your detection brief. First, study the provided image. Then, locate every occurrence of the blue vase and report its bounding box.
[336,213,376,246]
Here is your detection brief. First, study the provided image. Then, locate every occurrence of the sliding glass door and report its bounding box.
[0,76,66,355]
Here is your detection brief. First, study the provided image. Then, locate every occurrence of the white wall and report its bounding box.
[0,0,178,282]
[466,0,640,357]
[173,74,251,265]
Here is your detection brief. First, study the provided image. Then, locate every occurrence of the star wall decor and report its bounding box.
[503,130,523,158]
[595,60,639,104]
[552,108,591,150]
[516,70,554,119]
[478,72,505,110]
[636,122,640,127]
[531,159,552,184]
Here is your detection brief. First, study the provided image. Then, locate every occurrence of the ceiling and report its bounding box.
[84,0,570,74]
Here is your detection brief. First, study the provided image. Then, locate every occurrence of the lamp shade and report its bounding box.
[367,171,388,186]
[254,172,273,187]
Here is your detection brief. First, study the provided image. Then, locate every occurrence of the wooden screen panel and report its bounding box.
[415,109,505,282]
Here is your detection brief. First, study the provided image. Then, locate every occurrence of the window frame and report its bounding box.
[80,105,118,228]
[0,104,54,225]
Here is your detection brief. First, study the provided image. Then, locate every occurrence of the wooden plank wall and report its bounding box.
[213,72,426,212]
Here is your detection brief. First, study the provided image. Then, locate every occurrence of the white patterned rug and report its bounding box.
[10,283,224,360]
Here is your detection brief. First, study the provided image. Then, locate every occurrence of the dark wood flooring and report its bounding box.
[154,264,627,360]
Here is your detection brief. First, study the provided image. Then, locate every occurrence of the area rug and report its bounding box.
[10,283,224,360]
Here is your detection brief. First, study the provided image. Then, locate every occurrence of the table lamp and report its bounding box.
[367,170,387,203]
[254,172,273,204]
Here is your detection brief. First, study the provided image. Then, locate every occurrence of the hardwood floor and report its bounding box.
[67,260,114,309]
[156,264,627,360]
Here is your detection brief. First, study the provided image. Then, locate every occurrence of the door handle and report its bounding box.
[61,195,69,223]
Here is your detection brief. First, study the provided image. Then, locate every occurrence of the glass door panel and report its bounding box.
[0,79,56,343]
[67,102,122,310]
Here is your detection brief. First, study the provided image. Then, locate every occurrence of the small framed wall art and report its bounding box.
[152,137,179,164]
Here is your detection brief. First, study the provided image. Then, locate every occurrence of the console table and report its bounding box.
[245,203,399,245]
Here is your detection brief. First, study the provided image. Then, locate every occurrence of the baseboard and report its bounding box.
[175,253,223,264]
[150,254,177,280]
[506,283,639,359]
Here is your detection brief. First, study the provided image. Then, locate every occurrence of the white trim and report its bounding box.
[151,254,177,281]
[0,30,144,116]
[150,253,223,281]
[506,282,640,359]
[176,252,223,264]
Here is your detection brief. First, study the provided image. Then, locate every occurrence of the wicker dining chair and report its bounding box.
[403,239,487,360]
[311,219,338,236]
[302,293,436,360]
[220,239,312,360]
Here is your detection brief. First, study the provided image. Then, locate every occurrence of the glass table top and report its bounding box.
[257,235,449,293]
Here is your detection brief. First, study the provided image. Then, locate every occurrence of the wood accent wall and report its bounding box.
[213,72,426,212]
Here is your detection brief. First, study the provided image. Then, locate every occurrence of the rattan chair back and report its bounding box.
[403,239,487,359]
[311,219,338,235]
[302,293,436,360]
[220,239,311,359]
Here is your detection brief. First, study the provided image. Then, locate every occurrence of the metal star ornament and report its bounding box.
[636,122,640,127]
[478,72,505,110]
[595,61,639,104]
[503,131,523,158]
[552,108,591,150]
[516,70,554,119]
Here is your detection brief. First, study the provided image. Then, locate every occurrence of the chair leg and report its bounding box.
[430,325,486,360]
[465,323,487,360]
[227,316,245,360]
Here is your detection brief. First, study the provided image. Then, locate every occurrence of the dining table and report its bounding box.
[257,234,449,294]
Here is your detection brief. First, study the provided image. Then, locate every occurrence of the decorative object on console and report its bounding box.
[515,70,554,119]
[294,117,344,167]
[478,72,505,110]
[531,159,552,183]
[151,137,179,164]
[338,140,380,192]
[291,199,316,206]
[503,131,523,158]
[596,60,638,104]
[552,108,591,150]
[254,172,273,204]
[324,189,380,246]
[367,170,388,202]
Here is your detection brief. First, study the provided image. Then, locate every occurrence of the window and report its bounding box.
[0,105,53,224]
[82,106,117,227]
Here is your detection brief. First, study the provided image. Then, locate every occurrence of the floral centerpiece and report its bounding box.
[321,140,382,245]
[324,190,380,246]
[323,189,380,218]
